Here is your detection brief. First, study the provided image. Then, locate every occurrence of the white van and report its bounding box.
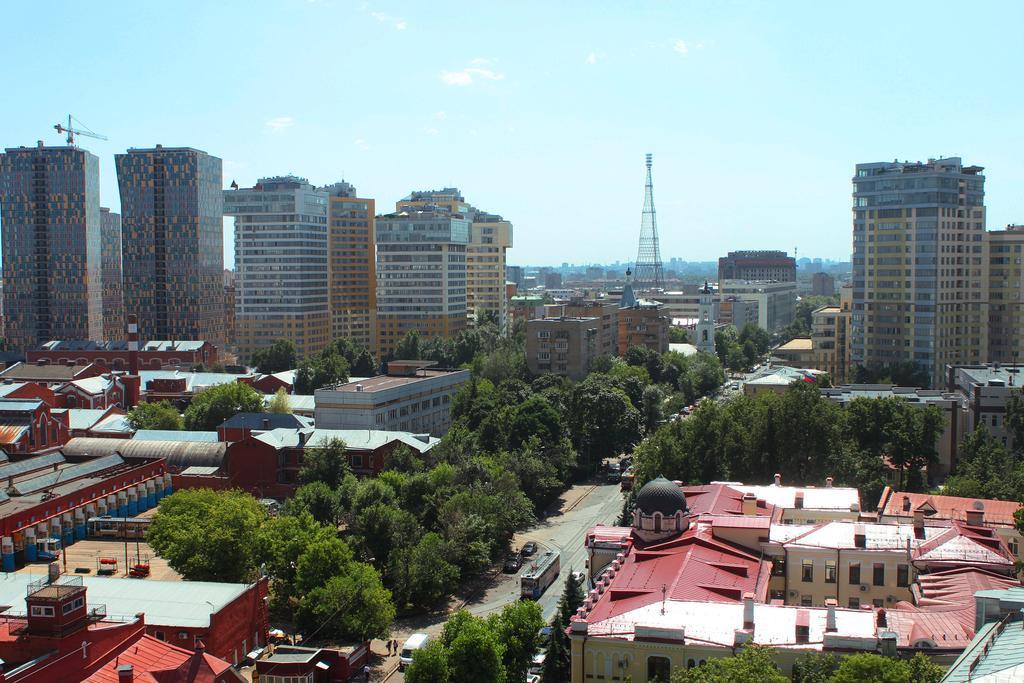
[399,633,430,670]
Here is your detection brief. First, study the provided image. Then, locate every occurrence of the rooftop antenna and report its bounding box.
[54,115,107,146]
[633,153,664,290]
[660,583,667,614]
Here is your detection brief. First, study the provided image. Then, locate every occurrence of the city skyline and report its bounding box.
[1,1,1022,267]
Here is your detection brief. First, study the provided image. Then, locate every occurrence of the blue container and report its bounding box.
[118,505,128,518]
[24,543,37,562]
[164,484,173,497]
[75,524,86,541]
[137,495,149,513]
[127,499,138,517]
[2,552,14,572]
[148,492,157,508]
[62,529,74,547]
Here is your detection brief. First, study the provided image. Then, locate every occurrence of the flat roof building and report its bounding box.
[526,316,603,380]
[718,250,796,282]
[719,280,797,332]
[314,361,468,436]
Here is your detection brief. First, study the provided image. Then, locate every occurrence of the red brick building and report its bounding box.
[256,643,369,683]
[0,570,244,683]
[0,397,70,454]
[55,373,141,410]
[27,339,219,371]
[0,361,109,387]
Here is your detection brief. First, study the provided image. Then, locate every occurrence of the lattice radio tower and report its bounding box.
[633,153,664,290]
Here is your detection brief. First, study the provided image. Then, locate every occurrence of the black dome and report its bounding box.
[636,476,687,516]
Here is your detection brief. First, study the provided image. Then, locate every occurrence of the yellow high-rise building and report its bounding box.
[986,225,1024,364]
[325,182,376,354]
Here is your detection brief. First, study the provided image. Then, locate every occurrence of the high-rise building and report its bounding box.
[99,207,124,341]
[719,280,797,332]
[0,143,103,351]
[375,209,469,358]
[718,250,796,282]
[851,157,986,386]
[811,271,835,296]
[985,225,1024,364]
[812,285,853,383]
[466,211,513,330]
[116,145,225,347]
[396,189,513,331]
[325,181,377,353]
[224,176,329,361]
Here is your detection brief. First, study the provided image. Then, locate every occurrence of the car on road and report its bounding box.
[521,541,538,557]
[730,381,740,390]
[400,633,430,670]
[526,674,541,683]
[606,462,621,483]
[504,552,522,573]
[529,650,547,674]
[571,570,586,584]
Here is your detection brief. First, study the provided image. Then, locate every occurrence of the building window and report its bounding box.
[801,559,813,582]
[647,656,671,682]
[825,560,837,584]
[155,631,166,641]
[350,454,363,468]
[178,631,189,640]
[30,605,55,617]
[873,563,885,586]
[801,595,812,607]
[796,625,810,643]
[849,563,861,585]
[872,598,884,608]
[897,564,910,587]
[848,597,860,609]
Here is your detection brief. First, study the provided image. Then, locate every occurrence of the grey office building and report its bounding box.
[0,143,103,351]
[116,146,225,347]
[851,157,986,386]
[223,176,329,360]
[100,207,125,340]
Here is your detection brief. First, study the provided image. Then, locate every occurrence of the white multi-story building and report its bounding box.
[224,176,329,361]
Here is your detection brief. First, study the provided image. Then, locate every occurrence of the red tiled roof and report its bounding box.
[879,487,1022,528]
[86,636,236,683]
[885,567,1022,651]
[583,525,770,626]
[681,484,776,518]
[910,521,1016,568]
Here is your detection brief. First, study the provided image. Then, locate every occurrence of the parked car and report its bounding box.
[606,462,621,483]
[571,570,586,584]
[400,633,430,670]
[504,553,523,573]
[521,541,538,557]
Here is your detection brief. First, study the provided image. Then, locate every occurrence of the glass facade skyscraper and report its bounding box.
[851,157,986,386]
[0,143,103,351]
[100,207,125,340]
[116,146,225,346]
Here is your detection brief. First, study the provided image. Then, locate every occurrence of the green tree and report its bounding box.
[294,536,356,594]
[294,353,349,394]
[543,572,585,682]
[792,652,842,683]
[670,645,787,683]
[257,512,336,610]
[267,387,292,414]
[324,337,378,376]
[250,338,297,373]
[297,562,394,641]
[284,481,343,527]
[826,652,912,683]
[488,600,544,683]
[442,610,506,683]
[183,381,264,431]
[641,384,665,433]
[943,427,1023,500]
[903,652,945,683]
[1007,389,1024,455]
[298,437,350,489]
[147,489,266,582]
[406,641,450,683]
[389,532,460,609]
[669,327,689,343]
[394,330,422,360]
[568,375,643,472]
[125,400,183,431]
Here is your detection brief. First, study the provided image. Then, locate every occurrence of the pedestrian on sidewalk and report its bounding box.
[393,639,399,656]
[386,640,392,656]
[363,664,371,682]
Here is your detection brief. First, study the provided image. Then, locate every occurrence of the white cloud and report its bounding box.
[424,127,440,136]
[470,57,490,65]
[585,52,597,65]
[353,138,370,151]
[265,116,294,130]
[696,42,705,49]
[371,11,407,30]
[434,111,447,120]
[673,39,689,55]
[440,66,505,86]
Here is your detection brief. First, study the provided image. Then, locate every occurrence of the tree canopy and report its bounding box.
[267,387,292,414]
[125,400,183,431]
[249,338,297,373]
[183,381,264,431]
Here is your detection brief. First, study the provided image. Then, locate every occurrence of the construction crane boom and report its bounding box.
[54,115,107,145]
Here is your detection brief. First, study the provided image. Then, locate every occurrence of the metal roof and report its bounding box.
[62,437,226,469]
[180,465,221,476]
[133,430,220,443]
[59,408,111,430]
[0,572,253,628]
[0,400,44,413]
[0,362,96,381]
[218,412,311,430]
[254,428,438,453]
[0,452,66,479]
[11,454,125,495]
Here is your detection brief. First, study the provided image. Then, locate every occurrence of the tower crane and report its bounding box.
[54,115,107,145]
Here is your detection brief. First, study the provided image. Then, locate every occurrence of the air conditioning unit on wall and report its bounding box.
[860,584,869,592]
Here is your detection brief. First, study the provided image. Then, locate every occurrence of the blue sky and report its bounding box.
[2,0,1022,267]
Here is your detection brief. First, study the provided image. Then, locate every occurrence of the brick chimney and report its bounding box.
[913,509,925,538]
[117,664,133,682]
[825,476,833,488]
[825,598,837,632]
[965,501,985,526]
[794,491,804,509]
[773,473,781,486]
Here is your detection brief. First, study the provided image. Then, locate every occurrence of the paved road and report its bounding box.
[383,481,624,681]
